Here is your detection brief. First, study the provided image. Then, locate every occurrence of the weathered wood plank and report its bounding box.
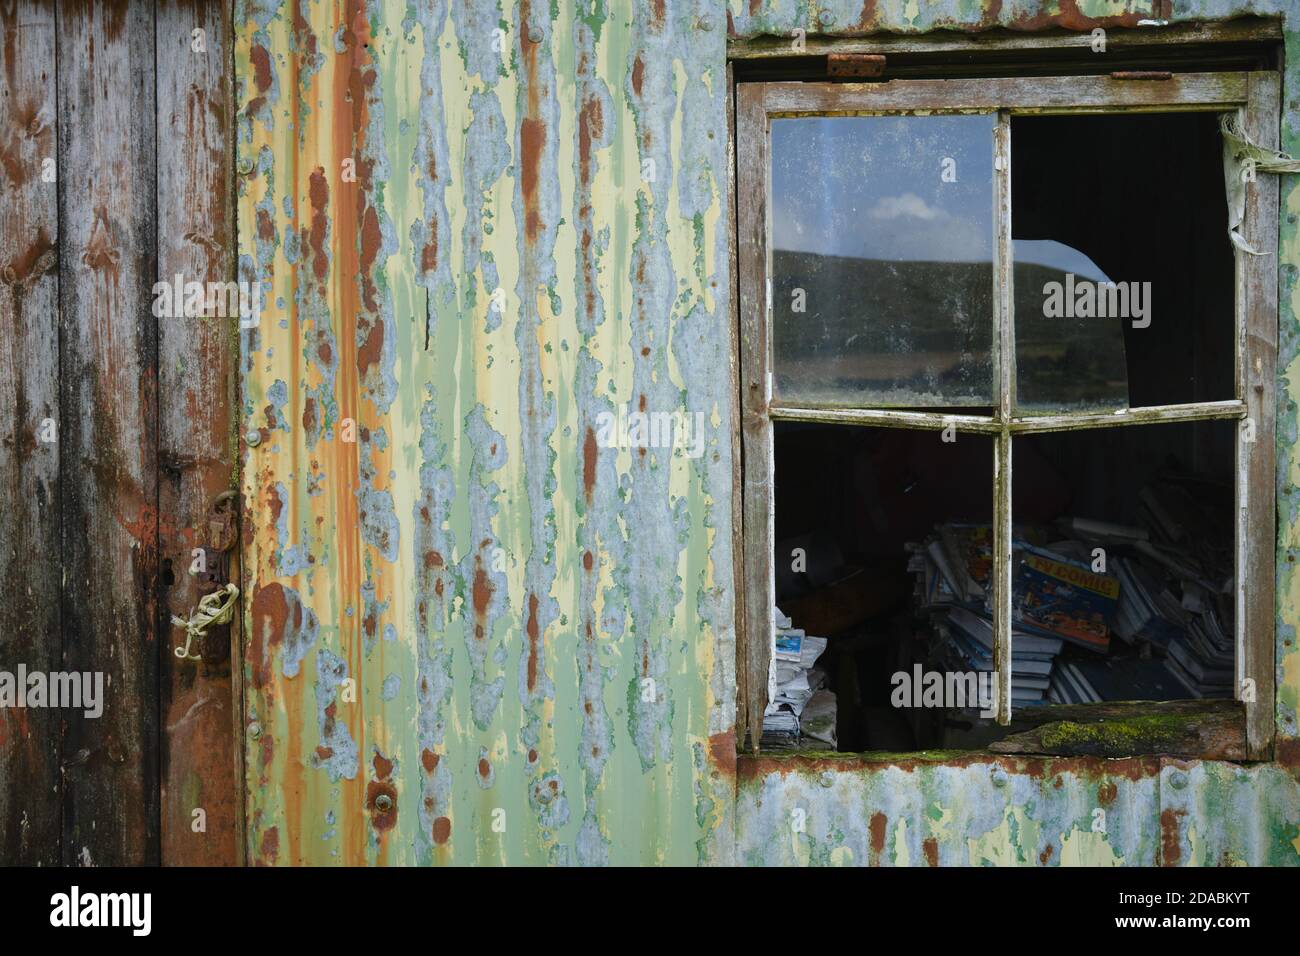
[56,0,159,866]
[155,0,240,866]
[0,0,61,866]
[1241,71,1279,759]
[736,83,772,752]
[761,72,1248,115]
[990,700,1247,759]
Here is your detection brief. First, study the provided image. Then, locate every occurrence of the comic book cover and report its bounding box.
[1012,547,1121,652]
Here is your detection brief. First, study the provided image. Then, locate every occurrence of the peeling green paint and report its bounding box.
[236,0,1300,865]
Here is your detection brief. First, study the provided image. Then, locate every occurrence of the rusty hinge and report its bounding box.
[828,53,885,79]
[1110,71,1173,81]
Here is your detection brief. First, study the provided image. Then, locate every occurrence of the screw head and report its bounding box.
[374,793,394,813]
[528,26,543,43]
[1169,770,1189,790]
[244,428,262,447]
[248,721,262,739]
[818,10,835,26]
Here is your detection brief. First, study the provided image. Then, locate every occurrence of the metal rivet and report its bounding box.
[374,794,393,812]
[248,721,262,739]
[818,10,835,26]
[237,156,255,176]
[244,428,262,447]
[819,771,834,788]
[1169,770,1188,790]
[528,26,543,43]
[991,767,1008,788]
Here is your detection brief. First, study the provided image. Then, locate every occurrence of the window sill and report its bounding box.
[742,700,1249,765]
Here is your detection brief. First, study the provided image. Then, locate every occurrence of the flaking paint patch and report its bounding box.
[461,404,508,728]
[513,0,565,857]
[314,649,359,782]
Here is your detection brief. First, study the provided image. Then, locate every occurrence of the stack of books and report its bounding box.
[909,524,1127,707]
[936,606,1064,709]
[761,607,834,747]
[907,473,1235,706]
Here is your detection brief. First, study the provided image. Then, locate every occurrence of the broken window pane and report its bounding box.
[1012,113,1234,414]
[1010,420,1236,704]
[771,420,999,751]
[770,114,995,407]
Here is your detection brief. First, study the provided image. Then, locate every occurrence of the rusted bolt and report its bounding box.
[1169,770,1188,790]
[990,767,1008,788]
[248,721,262,739]
[374,793,394,813]
[528,26,543,43]
[244,428,262,447]
[818,10,835,27]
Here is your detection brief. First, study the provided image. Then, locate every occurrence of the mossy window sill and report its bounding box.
[741,700,1249,764]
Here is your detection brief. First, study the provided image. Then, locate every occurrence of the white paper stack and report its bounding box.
[762,606,833,746]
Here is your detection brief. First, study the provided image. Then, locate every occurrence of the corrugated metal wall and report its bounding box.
[235,0,1300,865]
[237,0,735,865]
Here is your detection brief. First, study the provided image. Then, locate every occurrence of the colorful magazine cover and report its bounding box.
[1012,547,1120,652]
[774,629,804,662]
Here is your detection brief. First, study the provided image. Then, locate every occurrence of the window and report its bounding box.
[735,71,1278,758]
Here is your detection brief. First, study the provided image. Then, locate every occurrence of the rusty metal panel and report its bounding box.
[236,0,735,865]
[234,0,1300,864]
[1159,760,1300,865]
[736,755,1163,865]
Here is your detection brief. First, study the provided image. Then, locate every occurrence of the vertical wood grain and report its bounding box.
[155,0,240,865]
[56,0,159,866]
[736,83,772,752]
[1242,70,1279,759]
[0,0,61,866]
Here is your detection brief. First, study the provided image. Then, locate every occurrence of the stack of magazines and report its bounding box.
[761,607,836,747]
[906,471,1235,707]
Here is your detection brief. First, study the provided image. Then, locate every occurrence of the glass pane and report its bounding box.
[1010,420,1235,704]
[770,115,995,407]
[1012,113,1234,414]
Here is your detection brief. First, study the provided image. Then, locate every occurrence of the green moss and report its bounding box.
[1037,714,1192,753]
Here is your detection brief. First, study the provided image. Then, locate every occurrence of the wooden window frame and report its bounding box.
[734,70,1279,758]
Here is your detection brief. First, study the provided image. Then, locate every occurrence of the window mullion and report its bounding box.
[992,111,1014,724]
